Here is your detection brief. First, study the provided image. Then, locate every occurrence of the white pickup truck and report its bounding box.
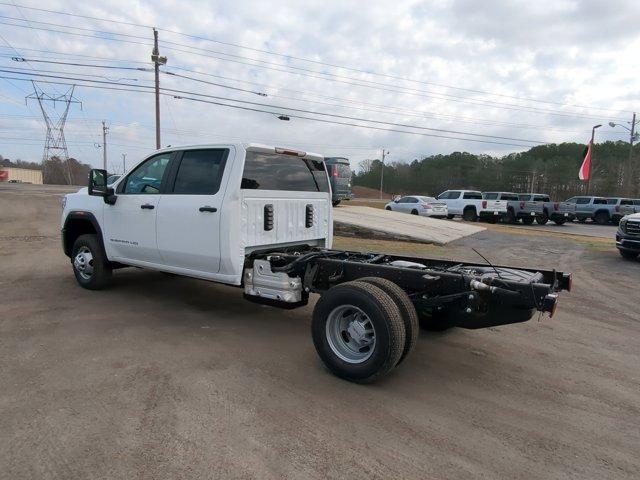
[436,189,508,222]
[61,143,571,383]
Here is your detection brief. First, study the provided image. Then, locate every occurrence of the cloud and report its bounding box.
[0,0,636,172]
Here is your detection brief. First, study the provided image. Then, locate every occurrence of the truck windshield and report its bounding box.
[242,152,330,192]
[501,194,519,201]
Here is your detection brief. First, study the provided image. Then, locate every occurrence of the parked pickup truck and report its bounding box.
[566,196,612,224]
[436,190,508,222]
[607,198,637,224]
[61,144,571,383]
[482,191,543,224]
[616,212,640,260]
[518,193,576,225]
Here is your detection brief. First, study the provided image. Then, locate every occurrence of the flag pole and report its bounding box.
[586,124,601,194]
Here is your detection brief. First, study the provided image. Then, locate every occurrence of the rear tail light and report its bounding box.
[482,200,487,208]
[553,202,559,211]
[519,201,525,209]
[421,203,431,209]
[332,168,338,178]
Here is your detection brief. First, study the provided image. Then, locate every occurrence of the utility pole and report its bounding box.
[122,153,127,174]
[102,121,109,171]
[379,148,389,199]
[151,28,167,150]
[625,112,636,197]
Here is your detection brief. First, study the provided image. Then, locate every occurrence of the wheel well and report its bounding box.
[463,205,476,212]
[63,217,98,257]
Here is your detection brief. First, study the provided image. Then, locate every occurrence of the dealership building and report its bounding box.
[0,167,43,184]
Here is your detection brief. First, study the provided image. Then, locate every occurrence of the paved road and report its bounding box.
[1,185,639,479]
[505,220,618,239]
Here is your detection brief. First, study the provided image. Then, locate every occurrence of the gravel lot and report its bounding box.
[1,184,639,479]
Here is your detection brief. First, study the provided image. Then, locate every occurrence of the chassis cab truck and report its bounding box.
[62,144,571,383]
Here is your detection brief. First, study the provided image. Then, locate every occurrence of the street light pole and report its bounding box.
[586,124,601,195]
[609,113,639,197]
[379,149,389,199]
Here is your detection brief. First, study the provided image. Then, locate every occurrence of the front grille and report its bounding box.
[626,221,640,236]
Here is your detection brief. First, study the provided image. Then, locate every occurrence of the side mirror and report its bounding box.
[88,169,116,205]
[88,169,107,196]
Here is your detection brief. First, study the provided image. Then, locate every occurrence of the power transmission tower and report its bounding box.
[26,82,81,184]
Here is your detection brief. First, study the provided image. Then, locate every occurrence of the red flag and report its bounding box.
[579,140,592,180]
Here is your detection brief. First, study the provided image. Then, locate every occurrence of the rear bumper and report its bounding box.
[332,192,354,201]
[616,233,640,252]
[549,212,575,221]
[516,211,540,219]
[479,210,505,218]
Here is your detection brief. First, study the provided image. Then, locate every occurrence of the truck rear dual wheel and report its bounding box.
[71,234,112,290]
[462,208,478,222]
[311,281,406,383]
[358,277,419,365]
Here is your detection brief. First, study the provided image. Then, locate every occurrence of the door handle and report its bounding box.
[199,206,218,213]
[140,204,155,210]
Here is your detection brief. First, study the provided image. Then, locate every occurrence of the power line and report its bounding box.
[0,68,546,145]
[1,1,634,115]
[0,74,537,148]
[0,17,630,121]
[5,54,631,136]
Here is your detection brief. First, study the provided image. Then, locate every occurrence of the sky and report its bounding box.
[0,0,639,173]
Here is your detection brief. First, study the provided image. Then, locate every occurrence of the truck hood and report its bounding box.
[624,212,640,220]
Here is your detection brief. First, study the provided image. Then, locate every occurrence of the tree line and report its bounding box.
[353,141,640,200]
[1,155,92,185]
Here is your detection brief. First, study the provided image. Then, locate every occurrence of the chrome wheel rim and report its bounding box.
[73,246,94,280]
[326,305,376,364]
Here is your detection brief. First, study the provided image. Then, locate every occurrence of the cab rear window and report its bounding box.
[241,152,329,192]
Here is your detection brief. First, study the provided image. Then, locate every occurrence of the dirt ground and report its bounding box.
[1,184,639,479]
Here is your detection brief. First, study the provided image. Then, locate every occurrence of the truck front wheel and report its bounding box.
[71,234,112,290]
[311,281,406,383]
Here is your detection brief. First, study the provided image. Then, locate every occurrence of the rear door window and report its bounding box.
[463,192,482,199]
[171,149,227,194]
[593,198,608,204]
[620,199,634,205]
[242,152,329,192]
[533,195,550,202]
[576,198,590,204]
[501,194,519,201]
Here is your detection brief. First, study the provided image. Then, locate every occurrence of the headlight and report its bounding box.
[619,218,627,233]
[62,195,67,209]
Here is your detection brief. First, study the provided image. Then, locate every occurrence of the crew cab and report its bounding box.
[565,196,612,224]
[482,191,543,224]
[517,193,576,225]
[616,213,640,260]
[606,198,636,224]
[61,144,571,383]
[436,190,508,222]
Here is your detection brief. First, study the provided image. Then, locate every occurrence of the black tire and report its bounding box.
[417,309,456,332]
[385,206,392,210]
[594,212,609,225]
[358,277,418,365]
[522,216,534,225]
[462,207,478,222]
[332,200,341,207]
[446,214,455,219]
[536,214,549,225]
[619,250,639,260]
[71,234,112,290]
[554,219,567,225]
[504,209,516,224]
[411,209,419,215]
[578,217,587,223]
[311,281,406,383]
